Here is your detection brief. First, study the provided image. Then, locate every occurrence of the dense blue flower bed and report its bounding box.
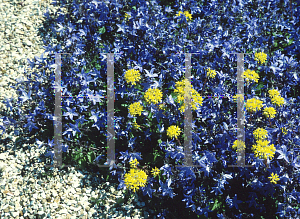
[1,0,300,218]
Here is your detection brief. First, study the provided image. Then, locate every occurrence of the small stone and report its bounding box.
[10,211,19,217]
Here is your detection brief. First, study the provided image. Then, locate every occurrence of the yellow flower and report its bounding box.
[129,158,139,168]
[242,69,259,83]
[268,172,280,184]
[176,10,193,21]
[252,139,276,160]
[174,78,203,113]
[281,127,288,135]
[270,95,285,107]
[232,94,244,103]
[124,12,131,20]
[159,103,166,110]
[174,78,193,100]
[125,68,141,85]
[232,140,246,152]
[144,88,163,104]
[253,128,268,140]
[128,102,143,116]
[206,68,217,79]
[151,167,160,177]
[167,125,181,139]
[245,97,264,113]
[124,168,148,192]
[254,52,267,64]
[132,121,141,130]
[268,89,281,99]
[263,106,277,119]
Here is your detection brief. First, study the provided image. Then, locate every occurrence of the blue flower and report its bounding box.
[63,107,78,121]
[226,194,243,210]
[19,89,32,104]
[158,178,176,198]
[276,145,291,163]
[23,119,38,132]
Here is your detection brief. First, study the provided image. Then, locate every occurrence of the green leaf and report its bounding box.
[211,198,223,211]
[255,83,264,91]
[98,26,106,34]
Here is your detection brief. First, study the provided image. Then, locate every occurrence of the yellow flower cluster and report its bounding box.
[128,102,144,116]
[253,128,268,140]
[125,68,141,85]
[124,158,148,192]
[129,158,139,168]
[206,68,217,79]
[124,168,148,192]
[271,95,285,106]
[254,52,267,64]
[159,103,167,111]
[268,89,285,107]
[166,125,181,139]
[252,139,276,160]
[174,78,203,113]
[232,139,246,152]
[176,10,193,21]
[144,88,163,104]
[263,106,277,119]
[268,172,280,184]
[232,94,244,103]
[281,127,288,135]
[268,89,280,98]
[132,121,141,130]
[252,128,276,160]
[151,167,160,177]
[124,12,131,21]
[245,97,264,113]
[242,69,260,83]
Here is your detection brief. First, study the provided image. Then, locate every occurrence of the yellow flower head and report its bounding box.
[144,88,163,104]
[206,67,217,79]
[268,172,280,184]
[253,128,268,140]
[263,106,277,119]
[124,12,131,20]
[271,95,285,107]
[125,68,141,85]
[151,167,160,177]
[242,69,259,83]
[245,97,264,113]
[252,139,276,160]
[174,78,193,101]
[176,10,193,21]
[174,78,203,113]
[167,125,181,139]
[268,89,281,99]
[254,52,267,64]
[132,121,141,130]
[124,168,148,192]
[159,103,167,110]
[281,127,288,135]
[129,102,144,116]
[232,139,246,152]
[129,158,139,168]
[232,94,244,103]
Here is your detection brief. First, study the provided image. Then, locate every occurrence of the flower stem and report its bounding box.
[175,137,181,146]
[200,78,207,96]
[249,112,252,123]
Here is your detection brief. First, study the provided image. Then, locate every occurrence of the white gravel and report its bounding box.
[0,0,153,218]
